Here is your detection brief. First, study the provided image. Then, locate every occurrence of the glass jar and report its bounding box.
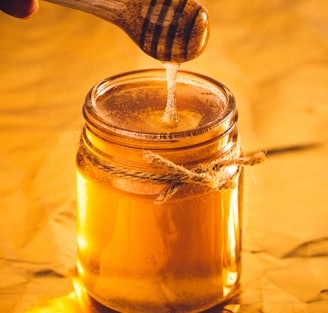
[76,69,242,313]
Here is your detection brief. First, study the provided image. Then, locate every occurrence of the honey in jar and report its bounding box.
[76,69,242,313]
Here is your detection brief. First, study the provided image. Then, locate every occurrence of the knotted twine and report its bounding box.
[80,138,265,204]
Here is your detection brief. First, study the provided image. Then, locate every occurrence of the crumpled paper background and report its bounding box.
[0,0,328,312]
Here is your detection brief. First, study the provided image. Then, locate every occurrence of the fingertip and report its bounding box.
[1,0,39,19]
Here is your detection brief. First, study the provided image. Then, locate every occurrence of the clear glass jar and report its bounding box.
[76,69,242,313]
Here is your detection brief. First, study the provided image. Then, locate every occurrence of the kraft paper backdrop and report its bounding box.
[0,0,328,312]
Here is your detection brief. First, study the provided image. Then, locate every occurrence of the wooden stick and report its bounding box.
[44,0,209,63]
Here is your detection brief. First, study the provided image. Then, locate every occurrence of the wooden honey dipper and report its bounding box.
[44,0,209,63]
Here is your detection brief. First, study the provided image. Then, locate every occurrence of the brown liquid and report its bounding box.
[92,77,227,134]
[76,80,241,313]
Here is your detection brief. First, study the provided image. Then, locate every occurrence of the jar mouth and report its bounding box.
[84,69,237,148]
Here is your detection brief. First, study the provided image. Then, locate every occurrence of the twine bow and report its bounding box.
[143,150,265,204]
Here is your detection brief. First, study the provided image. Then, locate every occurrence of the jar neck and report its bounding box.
[82,121,239,169]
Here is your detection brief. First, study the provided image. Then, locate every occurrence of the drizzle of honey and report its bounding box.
[161,63,180,127]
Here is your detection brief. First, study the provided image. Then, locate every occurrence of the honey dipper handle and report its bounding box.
[44,0,123,23]
[43,0,209,63]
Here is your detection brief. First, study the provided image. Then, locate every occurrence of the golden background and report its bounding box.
[0,0,327,312]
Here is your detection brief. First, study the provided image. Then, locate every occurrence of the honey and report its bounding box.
[76,69,242,313]
[161,62,179,125]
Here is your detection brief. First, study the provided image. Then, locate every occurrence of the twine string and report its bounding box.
[80,138,265,204]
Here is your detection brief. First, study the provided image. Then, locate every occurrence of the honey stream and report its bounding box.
[161,63,180,126]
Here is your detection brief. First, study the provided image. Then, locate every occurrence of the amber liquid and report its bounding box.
[76,80,242,313]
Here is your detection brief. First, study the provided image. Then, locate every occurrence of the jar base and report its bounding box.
[79,284,240,313]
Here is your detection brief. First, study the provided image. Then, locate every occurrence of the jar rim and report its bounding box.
[83,69,237,149]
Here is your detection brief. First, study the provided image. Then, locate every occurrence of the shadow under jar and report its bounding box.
[76,69,243,313]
